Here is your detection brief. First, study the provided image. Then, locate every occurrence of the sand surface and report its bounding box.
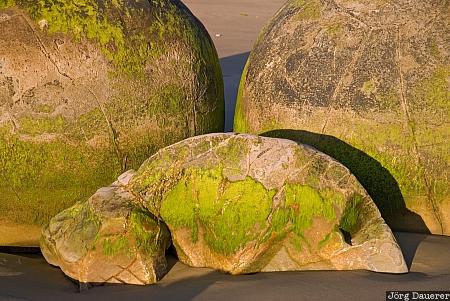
[0,233,449,301]
[1,1,449,300]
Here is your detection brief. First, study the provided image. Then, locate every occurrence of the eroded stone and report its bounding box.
[234,0,449,236]
[129,133,407,274]
[42,133,408,285]
[41,171,171,285]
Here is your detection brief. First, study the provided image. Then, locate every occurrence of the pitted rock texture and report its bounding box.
[41,171,171,285]
[0,0,224,245]
[42,133,407,285]
[234,0,449,235]
[126,133,406,275]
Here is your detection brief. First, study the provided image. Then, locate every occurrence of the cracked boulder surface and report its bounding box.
[40,171,171,285]
[234,0,449,235]
[125,133,407,275]
[0,0,224,246]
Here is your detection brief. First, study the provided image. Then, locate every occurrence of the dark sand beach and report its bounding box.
[0,233,449,301]
[1,1,449,300]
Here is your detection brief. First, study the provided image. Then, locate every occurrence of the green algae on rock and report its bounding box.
[40,171,171,285]
[234,0,450,235]
[127,133,407,275]
[41,133,407,285]
[0,0,224,246]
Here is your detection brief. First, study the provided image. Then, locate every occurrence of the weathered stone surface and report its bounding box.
[234,0,449,235]
[41,171,171,285]
[0,0,224,245]
[127,133,407,274]
[42,134,407,284]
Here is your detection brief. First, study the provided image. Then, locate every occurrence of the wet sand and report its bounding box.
[183,0,286,131]
[1,1,449,300]
[0,232,449,301]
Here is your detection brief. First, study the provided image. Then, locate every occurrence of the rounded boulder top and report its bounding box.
[234,0,449,235]
[0,0,224,246]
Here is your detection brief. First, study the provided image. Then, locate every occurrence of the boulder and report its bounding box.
[234,0,449,235]
[40,171,171,285]
[42,134,407,285]
[0,0,224,245]
[128,133,407,274]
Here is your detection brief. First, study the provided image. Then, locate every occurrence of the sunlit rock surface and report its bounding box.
[234,0,450,235]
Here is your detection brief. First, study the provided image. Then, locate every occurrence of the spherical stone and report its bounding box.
[234,0,449,235]
[0,0,224,245]
[127,133,407,275]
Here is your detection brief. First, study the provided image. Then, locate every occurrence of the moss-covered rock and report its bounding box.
[234,0,449,235]
[128,133,406,274]
[42,133,407,284]
[0,0,224,245]
[40,171,171,285]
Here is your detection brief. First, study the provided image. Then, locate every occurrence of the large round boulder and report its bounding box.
[0,0,224,245]
[234,0,449,235]
[41,133,407,285]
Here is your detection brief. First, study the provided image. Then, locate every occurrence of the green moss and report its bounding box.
[160,167,275,256]
[146,84,187,119]
[413,65,450,112]
[428,39,441,58]
[339,194,363,234]
[284,184,336,234]
[233,59,251,133]
[361,79,376,96]
[35,104,55,114]
[130,207,167,254]
[102,236,132,257]
[375,89,399,111]
[293,0,321,21]
[325,23,343,40]
[159,175,197,231]
[0,0,14,8]
[60,203,101,256]
[3,0,215,78]
[215,135,249,167]
[0,126,121,226]
[318,231,332,248]
[266,184,341,250]
[19,115,66,135]
[261,119,284,134]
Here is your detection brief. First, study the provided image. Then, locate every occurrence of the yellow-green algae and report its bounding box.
[233,60,251,133]
[0,0,220,77]
[145,163,354,255]
[339,194,363,234]
[0,125,121,225]
[293,0,322,21]
[268,185,343,249]
[412,65,450,115]
[160,167,275,255]
[102,236,132,258]
[0,0,225,237]
[130,207,169,255]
